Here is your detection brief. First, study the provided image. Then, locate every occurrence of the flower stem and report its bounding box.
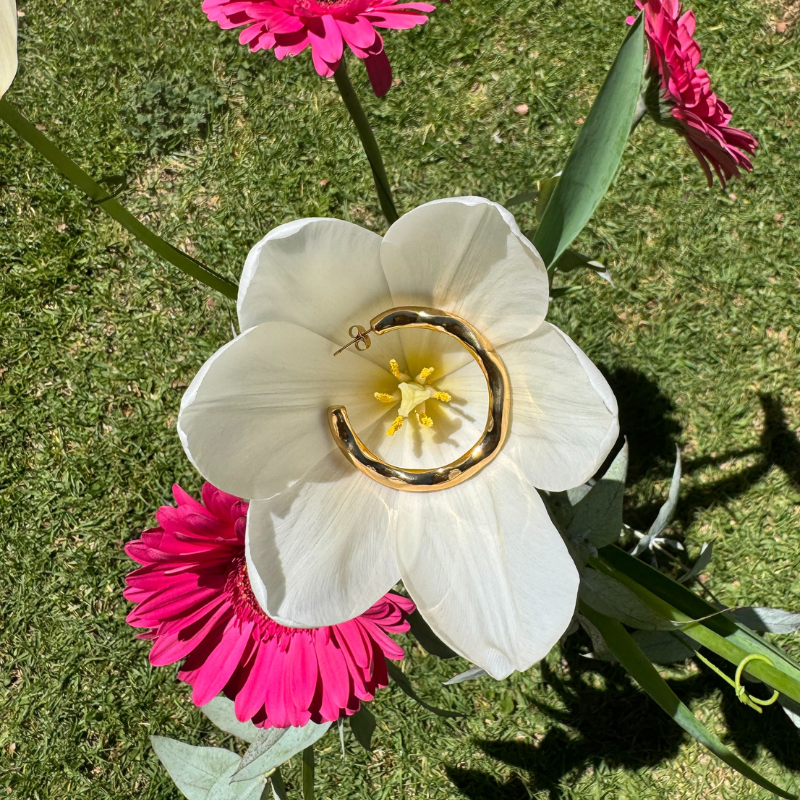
[301,745,315,800]
[333,58,399,226]
[0,98,238,300]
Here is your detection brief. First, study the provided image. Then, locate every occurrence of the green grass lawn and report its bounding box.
[2,0,799,797]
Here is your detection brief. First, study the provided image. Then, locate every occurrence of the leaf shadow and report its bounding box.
[447,637,800,800]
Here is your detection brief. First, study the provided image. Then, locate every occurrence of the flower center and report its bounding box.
[373,359,452,437]
[226,556,288,641]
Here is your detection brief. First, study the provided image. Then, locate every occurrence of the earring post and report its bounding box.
[333,327,374,356]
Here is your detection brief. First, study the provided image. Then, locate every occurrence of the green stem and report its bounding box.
[589,553,800,707]
[333,58,399,226]
[301,744,315,800]
[0,98,238,300]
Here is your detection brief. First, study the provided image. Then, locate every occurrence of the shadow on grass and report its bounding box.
[595,366,800,530]
[447,638,800,800]
[629,391,800,530]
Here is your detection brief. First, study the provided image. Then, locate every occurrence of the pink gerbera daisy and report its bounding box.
[202,0,439,97]
[631,0,758,187]
[124,483,415,728]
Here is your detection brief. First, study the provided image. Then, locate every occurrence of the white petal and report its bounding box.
[237,218,399,369]
[495,321,619,491]
[394,453,579,678]
[361,356,489,470]
[245,448,400,627]
[0,0,17,99]
[178,321,395,500]
[380,197,549,375]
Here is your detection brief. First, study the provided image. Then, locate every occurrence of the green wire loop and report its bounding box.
[695,651,780,713]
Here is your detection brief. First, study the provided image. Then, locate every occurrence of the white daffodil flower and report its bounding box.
[0,0,17,100]
[178,197,619,679]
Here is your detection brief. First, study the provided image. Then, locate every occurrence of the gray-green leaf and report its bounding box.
[443,666,488,685]
[579,569,674,630]
[207,764,268,800]
[678,542,713,584]
[202,696,261,743]
[631,447,681,556]
[631,630,694,664]
[729,607,800,635]
[569,441,628,549]
[150,736,240,800]
[232,722,331,784]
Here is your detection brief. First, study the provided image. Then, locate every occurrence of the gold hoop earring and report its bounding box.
[329,306,510,492]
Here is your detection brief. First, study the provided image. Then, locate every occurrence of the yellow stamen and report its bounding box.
[416,367,435,384]
[418,413,434,428]
[389,359,402,379]
[433,391,451,403]
[386,415,404,437]
[374,392,396,404]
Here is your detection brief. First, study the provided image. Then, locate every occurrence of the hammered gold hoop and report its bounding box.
[328,306,511,492]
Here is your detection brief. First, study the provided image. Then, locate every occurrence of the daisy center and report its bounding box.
[374,359,452,437]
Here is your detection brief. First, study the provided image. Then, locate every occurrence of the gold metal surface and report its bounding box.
[329,307,510,492]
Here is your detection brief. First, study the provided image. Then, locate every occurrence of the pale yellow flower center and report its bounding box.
[373,359,452,437]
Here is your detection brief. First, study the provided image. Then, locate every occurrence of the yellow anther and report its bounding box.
[433,391,451,403]
[418,413,434,428]
[386,415,404,437]
[389,359,402,379]
[374,392,396,404]
[416,367,435,384]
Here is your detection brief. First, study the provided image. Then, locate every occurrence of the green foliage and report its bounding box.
[232,722,330,783]
[348,707,377,752]
[533,15,644,266]
[582,606,797,799]
[201,697,261,744]
[150,737,240,800]
[2,0,800,798]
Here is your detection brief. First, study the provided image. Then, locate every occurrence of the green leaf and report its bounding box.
[535,173,561,222]
[270,768,287,800]
[385,660,462,718]
[349,706,377,752]
[532,16,645,267]
[150,736,240,800]
[579,568,674,630]
[581,605,797,799]
[505,189,540,208]
[599,545,800,695]
[569,441,628,549]
[551,249,604,273]
[407,610,458,659]
[631,447,681,555]
[232,722,331,784]
[201,696,260,743]
[631,630,695,664]
[302,745,315,800]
